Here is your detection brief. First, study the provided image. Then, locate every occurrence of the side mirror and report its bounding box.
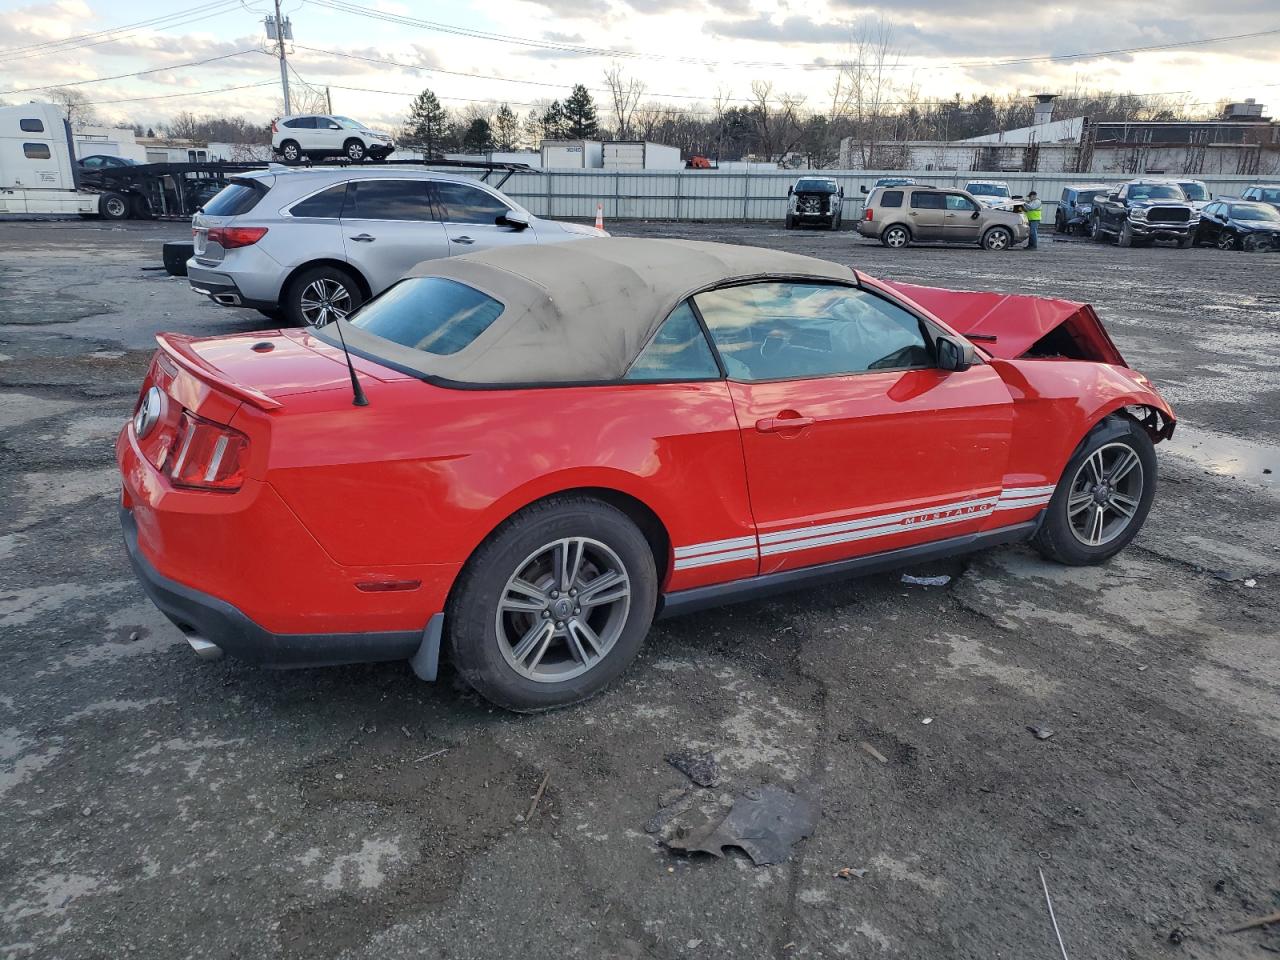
[838,187,845,198]
[787,186,793,196]
[497,211,529,230]
[936,334,975,372]
[971,209,980,219]
[328,123,341,130]
[860,185,869,194]
[1109,193,1120,201]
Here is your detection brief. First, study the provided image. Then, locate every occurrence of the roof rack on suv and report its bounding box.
[288,156,534,188]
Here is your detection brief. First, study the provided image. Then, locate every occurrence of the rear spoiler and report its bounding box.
[155,333,283,411]
[871,278,1127,366]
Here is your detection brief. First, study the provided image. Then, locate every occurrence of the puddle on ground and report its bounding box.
[1168,424,1279,488]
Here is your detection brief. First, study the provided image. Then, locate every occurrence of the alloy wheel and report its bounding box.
[298,278,352,327]
[283,143,299,162]
[347,142,365,161]
[884,227,908,248]
[1066,442,1145,547]
[985,229,1010,250]
[1217,234,1236,251]
[495,537,631,683]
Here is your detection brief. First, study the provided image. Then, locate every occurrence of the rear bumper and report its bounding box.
[121,506,422,668]
[187,264,280,312]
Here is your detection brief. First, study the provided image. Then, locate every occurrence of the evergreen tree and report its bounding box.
[562,84,599,139]
[403,88,450,157]
[494,104,519,151]
[522,108,543,148]
[462,118,495,153]
[541,100,567,140]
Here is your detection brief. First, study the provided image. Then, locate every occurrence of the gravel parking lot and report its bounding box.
[2,218,1278,960]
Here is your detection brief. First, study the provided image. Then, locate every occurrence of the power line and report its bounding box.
[304,0,1280,72]
[0,49,267,96]
[81,80,279,106]
[0,1,244,64]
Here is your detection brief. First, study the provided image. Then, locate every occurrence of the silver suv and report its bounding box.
[856,184,1029,251]
[188,167,606,326]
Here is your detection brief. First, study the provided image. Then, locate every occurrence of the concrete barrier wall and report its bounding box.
[438,168,1266,221]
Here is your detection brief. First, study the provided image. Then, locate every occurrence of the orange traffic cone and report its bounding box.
[594,203,604,231]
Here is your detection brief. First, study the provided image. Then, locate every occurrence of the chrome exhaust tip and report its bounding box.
[212,293,242,306]
[186,636,224,661]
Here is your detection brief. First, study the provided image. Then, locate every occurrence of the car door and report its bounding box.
[339,179,450,296]
[943,193,982,242]
[906,190,946,240]
[432,180,533,254]
[285,116,316,151]
[313,115,345,154]
[693,281,1013,574]
[1197,202,1221,244]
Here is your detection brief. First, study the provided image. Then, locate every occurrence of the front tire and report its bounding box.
[1118,222,1135,247]
[784,215,795,230]
[285,264,364,327]
[447,496,658,712]
[98,191,129,220]
[344,139,367,162]
[1032,417,1157,566]
[982,226,1013,251]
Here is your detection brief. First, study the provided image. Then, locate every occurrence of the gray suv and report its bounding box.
[856,184,1029,250]
[188,167,605,326]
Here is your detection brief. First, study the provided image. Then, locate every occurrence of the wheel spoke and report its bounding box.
[1109,494,1138,519]
[557,539,585,592]
[567,619,603,662]
[1067,491,1093,517]
[1108,450,1139,484]
[1088,506,1105,545]
[511,619,554,666]
[501,577,547,615]
[578,570,627,607]
[1087,450,1105,483]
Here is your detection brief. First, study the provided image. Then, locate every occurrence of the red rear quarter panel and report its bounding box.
[264,379,756,591]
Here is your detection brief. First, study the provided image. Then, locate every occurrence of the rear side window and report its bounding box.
[350,180,435,221]
[433,181,510,224]
[351,277,503,355]
[290,183,347,219]
[625,302,720,381]
[910,192,944,210]
[284,117,315,129]
[20,118,44,133]
[879,190,903,208]
[202,181,265,216]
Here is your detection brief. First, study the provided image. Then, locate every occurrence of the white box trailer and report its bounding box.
[603,141,683,170]
[0,103,97,215]
[540,140,603,169]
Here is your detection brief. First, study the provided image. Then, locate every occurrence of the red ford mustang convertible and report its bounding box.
[117,239,1174,710]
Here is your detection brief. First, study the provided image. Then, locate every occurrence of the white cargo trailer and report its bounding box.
[603,141,683,170]
[540,140,603,169]
[0,103,97,215]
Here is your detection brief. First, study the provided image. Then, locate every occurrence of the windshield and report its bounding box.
[795,179,837,193]
[334,116,365,130]
[1128,184,1185,201]
[967,183,1010,197]
[1232,203,1280,222]
[1178,182,1208,201]
[875,178,912,187]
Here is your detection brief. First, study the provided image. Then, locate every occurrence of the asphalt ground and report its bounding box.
[1,217,1278,960]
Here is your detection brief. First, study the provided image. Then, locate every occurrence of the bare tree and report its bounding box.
[748,80,806,163]
[603,63,646,140]
[837,18,902,168]
[45,87,98,129]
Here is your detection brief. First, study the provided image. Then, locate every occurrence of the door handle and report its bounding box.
[350,233,375,242]
[756,414,815,433]
[908,211,918,216]
[453,236,475,244]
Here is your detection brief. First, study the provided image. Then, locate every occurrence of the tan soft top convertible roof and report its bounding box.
[324,238,857,384]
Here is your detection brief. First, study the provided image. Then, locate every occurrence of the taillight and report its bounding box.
[207,226,268,249]
[864,208,874,221]
[168,411,247,492]
[271,119,278,133]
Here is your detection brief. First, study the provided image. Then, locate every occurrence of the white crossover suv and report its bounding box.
[271,114,395,164]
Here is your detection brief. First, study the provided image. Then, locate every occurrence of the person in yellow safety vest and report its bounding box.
[1025,190,1042,249]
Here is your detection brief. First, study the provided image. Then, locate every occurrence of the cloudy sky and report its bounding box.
[2,0,1277,132]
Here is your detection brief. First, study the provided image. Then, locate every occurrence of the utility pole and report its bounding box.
[265,0,292,115]
[326,86,332,114]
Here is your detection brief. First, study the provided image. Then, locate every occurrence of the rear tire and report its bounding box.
[881,224,910,248]
[447,496,658,712]
[279,140,302,164]
[284,264,364,328]
[1032,417,1157,567]
[98,192,129,220]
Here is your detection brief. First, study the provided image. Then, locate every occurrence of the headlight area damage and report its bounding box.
[876,278,1176,443]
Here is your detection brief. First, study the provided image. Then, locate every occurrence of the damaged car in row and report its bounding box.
[118,239,1174,712]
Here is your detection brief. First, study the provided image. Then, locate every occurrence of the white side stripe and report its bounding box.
[672,484,1056,569]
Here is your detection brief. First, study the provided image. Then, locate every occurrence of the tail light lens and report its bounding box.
[864,208,874,221]
[207,226,268,249]
[168,411,247,492]
[271,119,278,133]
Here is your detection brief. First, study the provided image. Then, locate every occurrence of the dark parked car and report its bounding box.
[77,155,139,169]
[785,177,844,230]
[1239,184,1280,211]
[1055,184,1112,235]
[1193,201,1280,252]
[1091,180,1196,248]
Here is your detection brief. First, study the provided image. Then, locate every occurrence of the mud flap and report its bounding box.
[410,613,445,682]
